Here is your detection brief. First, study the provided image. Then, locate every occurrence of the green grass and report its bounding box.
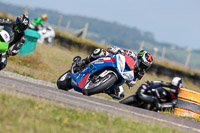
[0,92,183,133]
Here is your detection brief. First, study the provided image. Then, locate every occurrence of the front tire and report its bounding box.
[120,94,138,105]
[82,73,117,96]
[57,71,72,91]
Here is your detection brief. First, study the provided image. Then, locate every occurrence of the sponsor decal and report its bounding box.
[142,85,147,89]
[138,52,144,57]
[94,62,104,64]
[4,33,8,39]
[146,53,153,62]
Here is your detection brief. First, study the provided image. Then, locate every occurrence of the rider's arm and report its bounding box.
[34,17,43,25]
[76,49,109,67]
[123,49,137,58]
[0,18,13,26]
[147,80,171,88]
[126,71,144,87]
[108,46,123,54]
[90,49,109,61]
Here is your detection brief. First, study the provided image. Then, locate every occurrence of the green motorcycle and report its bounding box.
[0,25,14,70]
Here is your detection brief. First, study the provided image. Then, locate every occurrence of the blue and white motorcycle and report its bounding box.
[57,54,136,98]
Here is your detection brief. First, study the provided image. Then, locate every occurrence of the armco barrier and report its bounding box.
[174,88,200,118]
[18,29,40,55]
[148,64,200,86]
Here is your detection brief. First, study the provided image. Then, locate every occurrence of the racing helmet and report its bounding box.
[136,50,153,72]
[171,77,183,88]
[41,14,48,21]
[15,14,29,33]
[170,77,183,95]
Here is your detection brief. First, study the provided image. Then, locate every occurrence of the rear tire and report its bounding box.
[82,73,117,96]
[57,71,72,91]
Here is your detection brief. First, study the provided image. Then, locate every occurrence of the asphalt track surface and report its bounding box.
[0,73,199,133]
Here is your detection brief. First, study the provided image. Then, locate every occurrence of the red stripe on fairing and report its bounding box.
[125,55,135,70]
[94,57,115,63]
[78,73,90,89]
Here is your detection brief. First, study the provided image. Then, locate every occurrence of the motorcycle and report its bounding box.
[57,54,136,97]
[37,25,55,45]
[28,22,55,45]
[0,25,14,70]
[120,83,177,111]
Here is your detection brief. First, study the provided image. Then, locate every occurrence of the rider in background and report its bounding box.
[0,14,29,70]
[29,14,47,30]
[137,77,183,111]
[76,46,153,100]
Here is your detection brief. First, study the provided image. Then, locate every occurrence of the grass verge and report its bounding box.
[0,91,183,133]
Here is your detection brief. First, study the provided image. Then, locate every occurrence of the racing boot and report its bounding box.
[0,53,7,71]
[108,86,125,100]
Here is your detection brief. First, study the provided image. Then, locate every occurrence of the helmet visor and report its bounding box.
[138,62,149,71]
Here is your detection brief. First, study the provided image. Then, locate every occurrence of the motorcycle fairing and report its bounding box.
[72,57,117,92]
[116,54,135,82]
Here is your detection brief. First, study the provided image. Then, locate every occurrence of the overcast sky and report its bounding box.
[1,0,200,49]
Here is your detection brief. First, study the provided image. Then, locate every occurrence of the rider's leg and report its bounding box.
[0,53,7,70]
[76,49,109,67]
[108,86,125,100]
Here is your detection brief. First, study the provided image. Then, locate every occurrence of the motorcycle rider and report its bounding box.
[0,14,29,70]
[121,77,183,111]
[75,46,153,100]
[29,14,47,30]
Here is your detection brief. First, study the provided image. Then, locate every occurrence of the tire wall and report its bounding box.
[174,88,200,118]
[148,64,200,86]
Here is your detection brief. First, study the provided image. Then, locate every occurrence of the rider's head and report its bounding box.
[41,14,48,21]
[14,14,29,33]
[170,77,183,94]
[136,50,153,72]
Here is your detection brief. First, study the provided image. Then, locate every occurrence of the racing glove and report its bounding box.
[146,80,153,85]
[126,81,136,87]
[108,46,123,54]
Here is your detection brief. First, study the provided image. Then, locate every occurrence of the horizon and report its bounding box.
[1,0,200,49]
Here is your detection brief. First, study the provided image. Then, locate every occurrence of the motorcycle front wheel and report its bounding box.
[57,70,72,91]
[82,73,117,96]
[119,94,138,106]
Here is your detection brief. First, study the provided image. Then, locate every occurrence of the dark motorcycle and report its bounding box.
[120,83,177,111]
